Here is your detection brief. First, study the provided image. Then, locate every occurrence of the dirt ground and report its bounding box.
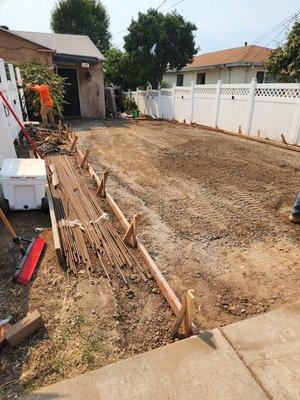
[1,119,299,398]
[79,119,300,329]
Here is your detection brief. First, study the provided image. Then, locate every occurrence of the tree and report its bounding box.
[266,21,300,82]
[104,48,144,89]
[51,0,111,52]
[18,62,66,119]
[124,9,197,89]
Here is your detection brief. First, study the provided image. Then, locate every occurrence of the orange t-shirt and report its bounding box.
[33,84,53,107]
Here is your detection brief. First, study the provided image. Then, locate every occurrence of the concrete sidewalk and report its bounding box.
[23,302,300,400]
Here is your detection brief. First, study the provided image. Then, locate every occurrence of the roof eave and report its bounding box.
[165,61,266,73]
[54,53,103,64]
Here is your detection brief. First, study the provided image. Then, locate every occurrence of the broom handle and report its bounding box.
[0,208,25,255]
[0,208,17,239]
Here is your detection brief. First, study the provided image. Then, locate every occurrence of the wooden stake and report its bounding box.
[58,119,62,134]
[96,170,109,197]
[123,213,141,247]
[171,296,187,338]
[184,290,195,337]
[80,149,90,168]
[70,135,78,151]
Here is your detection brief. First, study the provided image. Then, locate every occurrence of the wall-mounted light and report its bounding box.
[86,72,92,81]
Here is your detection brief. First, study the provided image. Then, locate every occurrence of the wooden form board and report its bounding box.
[46,184,64,265]
[74,144,182,316]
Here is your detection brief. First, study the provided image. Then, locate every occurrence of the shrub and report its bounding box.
[124,96,138,114]
[16,62,66,120]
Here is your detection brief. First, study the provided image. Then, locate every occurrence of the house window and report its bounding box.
[196,72,206,84]
[176,74,184,86]
[256,71,265,83]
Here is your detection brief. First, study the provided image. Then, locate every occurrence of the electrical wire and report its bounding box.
[157,0,168,10]
[161,0,184,12]
[221,10,299,64]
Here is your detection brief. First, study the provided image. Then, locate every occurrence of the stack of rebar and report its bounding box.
[46,155,148,285]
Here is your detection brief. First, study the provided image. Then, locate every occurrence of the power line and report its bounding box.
[253,16,296,60]
[111,0,174,37]
[161,0,184,12]
[225,10,299,63]
[251,9,300,45]
[157,0,168,10]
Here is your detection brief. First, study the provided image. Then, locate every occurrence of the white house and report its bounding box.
[163,44,272,86]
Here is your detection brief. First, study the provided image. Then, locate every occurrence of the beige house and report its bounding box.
[163,44,272,87]
[0,27,105,118]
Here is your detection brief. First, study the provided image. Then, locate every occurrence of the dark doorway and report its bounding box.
[57,68,81,116]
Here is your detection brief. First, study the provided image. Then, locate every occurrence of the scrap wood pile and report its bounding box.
[29,126,70,155]
[46,155,149,286]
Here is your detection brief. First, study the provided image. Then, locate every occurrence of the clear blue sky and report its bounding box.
[0,0,299,53]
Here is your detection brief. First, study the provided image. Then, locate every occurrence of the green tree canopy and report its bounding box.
[267,21,300,82]
[104,48,144,89]
[124,9,197,88]
[51,0,111,52]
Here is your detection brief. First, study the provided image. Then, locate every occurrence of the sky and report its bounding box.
[0,0,299,53]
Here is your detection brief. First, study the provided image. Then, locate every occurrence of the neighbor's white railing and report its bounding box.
[127,79,300,146]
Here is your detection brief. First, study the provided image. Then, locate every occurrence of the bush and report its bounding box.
[124,96,138,114]
[16,62,66,120]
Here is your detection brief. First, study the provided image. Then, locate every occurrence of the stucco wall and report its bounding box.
[0,30,53,66]
[163,66,264,86]
[77,63,105,118]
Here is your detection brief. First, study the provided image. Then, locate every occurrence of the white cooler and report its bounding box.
[0,158,46,210]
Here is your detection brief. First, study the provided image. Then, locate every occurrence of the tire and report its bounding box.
[41,197,49,214]
[0,198,10,215]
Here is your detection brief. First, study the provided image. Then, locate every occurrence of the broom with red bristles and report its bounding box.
[0,208,45,285]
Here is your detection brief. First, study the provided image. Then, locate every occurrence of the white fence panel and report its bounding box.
[193,85,217,127]
[138,90,147,115]
[217,85,250,133]
[147,90,159,118]
[0,82,17,167]
[250,84,300,143]
[174,87,191,123]
[131,79,300,146]
[160,89,173,120]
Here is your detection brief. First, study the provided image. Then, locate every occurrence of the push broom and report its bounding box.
[0,208,45,285]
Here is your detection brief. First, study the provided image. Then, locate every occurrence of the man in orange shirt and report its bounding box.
[26,77,55,127]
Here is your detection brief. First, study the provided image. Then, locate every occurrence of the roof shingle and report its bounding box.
[184,45,271,70]
[12,30,104,61]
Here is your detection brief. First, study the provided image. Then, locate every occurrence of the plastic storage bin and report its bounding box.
[0,158,46,211]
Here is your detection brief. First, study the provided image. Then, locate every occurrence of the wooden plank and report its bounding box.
[136,238,182,316]
[106,193,130,231]
[5,310,43,347]
[46,185,63,264]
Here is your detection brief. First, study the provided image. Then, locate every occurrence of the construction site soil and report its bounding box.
[1,119,299,398]
[80,119,300,328]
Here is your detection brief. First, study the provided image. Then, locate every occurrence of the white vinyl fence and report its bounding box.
[0,58,26,166]
[128,79,300,146]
